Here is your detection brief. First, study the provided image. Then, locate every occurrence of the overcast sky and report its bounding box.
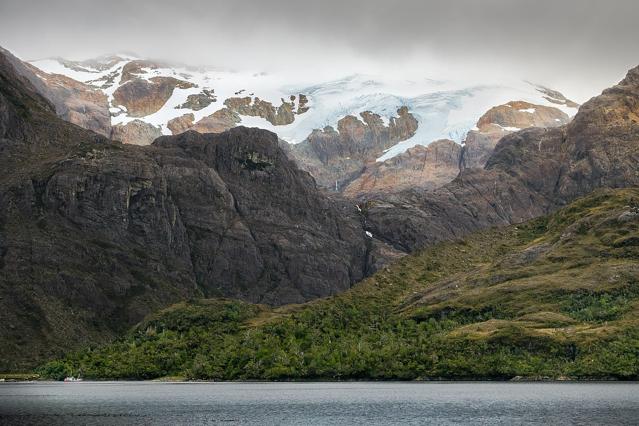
[1,0,638,102]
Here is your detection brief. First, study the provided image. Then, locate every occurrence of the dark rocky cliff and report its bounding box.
[0,47,387,370]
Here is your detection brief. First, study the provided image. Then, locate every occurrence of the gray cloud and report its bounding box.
[1,0,638,101]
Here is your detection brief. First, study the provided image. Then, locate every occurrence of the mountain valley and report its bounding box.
[0,44,638,379]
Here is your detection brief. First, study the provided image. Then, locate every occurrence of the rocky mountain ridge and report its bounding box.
[1,44,638,373]
[362,65,639,252]
[29,55,578,161]
[0,47,396,370]
[342,100,571,198]
[19,54,583,200]
[287,106,419,189]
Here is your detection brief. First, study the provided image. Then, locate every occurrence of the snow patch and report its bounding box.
[28,58,580,159]
[499,125,522,132]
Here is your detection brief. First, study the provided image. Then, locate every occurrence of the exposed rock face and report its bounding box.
[462,101,570,169]
[26,69,112,137]
[297,93,309,114]
[110,120,163,145]
[476,101,570,132]
[363,66,639,252]
[292,101,569,197]
[190,108,240,133]
[35,71,112,137]
[113,77,195,117]
[459,130,501,170]
[343,139,462,198]
[554,66,639,199]
[167,113,195,135]
[0,47,112,137]
[150,129,374,305]
[224,96,294,125]
[223,93,309,126]
[119,59,164,84]
[176,89,216,111]
[0,46,392,369]
[535,85,580,109]
[289,107,419,188]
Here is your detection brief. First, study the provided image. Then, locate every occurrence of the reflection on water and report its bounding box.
[1,381,638,425]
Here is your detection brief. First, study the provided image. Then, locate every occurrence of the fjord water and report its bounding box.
[1,382,638,425]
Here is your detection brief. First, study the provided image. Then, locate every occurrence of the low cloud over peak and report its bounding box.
[1,0,638,102]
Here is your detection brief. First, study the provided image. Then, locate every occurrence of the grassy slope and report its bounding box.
[39,188,639,380]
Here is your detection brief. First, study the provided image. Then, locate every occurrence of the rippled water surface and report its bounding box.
[1,381,638,425]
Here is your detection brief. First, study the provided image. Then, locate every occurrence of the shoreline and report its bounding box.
[2,375,636,384]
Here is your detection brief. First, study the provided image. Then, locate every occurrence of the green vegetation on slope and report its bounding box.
[39,189,639,380]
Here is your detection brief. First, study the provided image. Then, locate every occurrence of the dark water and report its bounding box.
[0,381,638,425]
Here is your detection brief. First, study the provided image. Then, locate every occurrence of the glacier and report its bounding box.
[30,57,579,160]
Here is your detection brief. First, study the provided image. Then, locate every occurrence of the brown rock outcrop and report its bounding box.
[223,93,310,125]
[298,94,309,114]
[110,120,162,145]
[113,76,195,117]
[339,101,570,199]
[1,48,112,137]
[224,96,295,125]
[476,101,569,132]
[119,59,164,84]
[190,108,240,133]
[38,71,112,137]
[176,89,216,111]
[459,130,500,170]
[289,107,419,189]
[167,113,195,135]
[343,139,462,198]
[462,101,571,169]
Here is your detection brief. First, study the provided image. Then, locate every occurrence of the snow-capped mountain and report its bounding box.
[30,55,578,153]
[27,54,579,194]
[288,75,578,161]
